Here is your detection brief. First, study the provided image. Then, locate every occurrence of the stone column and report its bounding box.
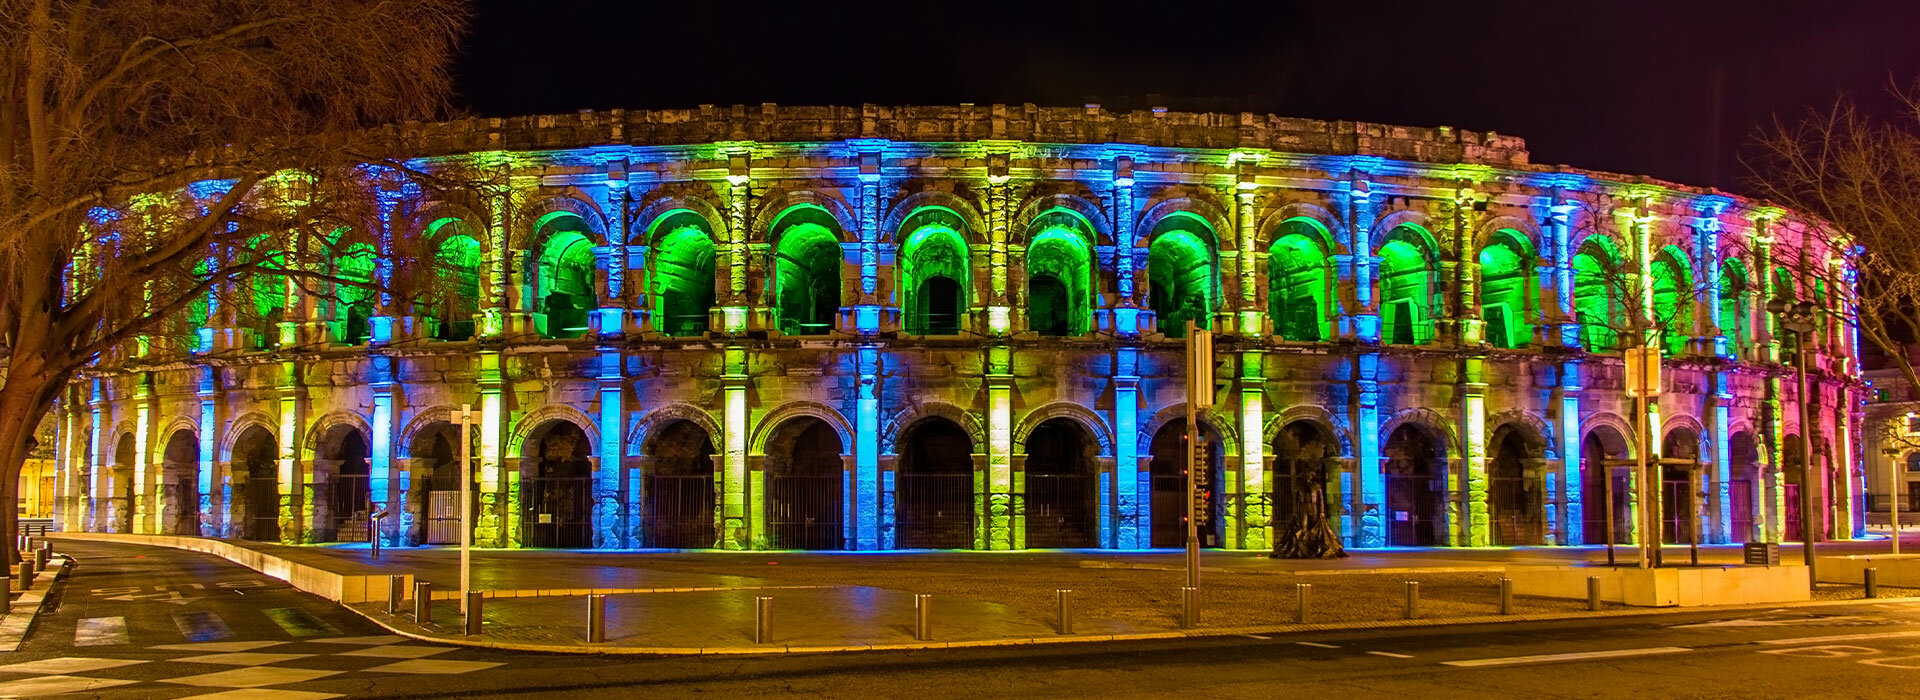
[1113,347,1143,549]
[275,361,303,543]
[1355,352,1384,547]
[855,345,881,549]
[1236,349,1268,550]
[1460,357,1489,547]
[984,345,1015,550]
[134,374,153,534]
[369,355,397,546]
[721,346,750,549]
[1556,363,1584,545]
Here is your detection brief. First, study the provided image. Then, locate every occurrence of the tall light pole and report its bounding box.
[459,403,473,615]
[1769,299,1819,586]
[1890,445,1903,555]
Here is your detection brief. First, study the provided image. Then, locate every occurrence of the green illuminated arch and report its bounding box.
[326,229,377,345]
[647,210,717,337]
[429,218,482,341]
[1650,246,1693,356]
[1147,213,1218,338]
[1719,259,1748,356]
[1025,209,1095,337]
[244,234,287,349]
[1476,230,1533,349]
[1378,224,1437,346]
[532,213,599,339]
[1268,219,1333,342]
[900,208,972,335]
[771,205,843,335]
[1571,237,1624,351]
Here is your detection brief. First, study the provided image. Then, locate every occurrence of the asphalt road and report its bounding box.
[14,540,1920,698]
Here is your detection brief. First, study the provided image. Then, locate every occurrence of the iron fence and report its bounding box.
[644,475,715,548]
[897,473,972,549]
[769,475,843,549]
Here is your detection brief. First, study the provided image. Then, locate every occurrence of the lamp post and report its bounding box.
[459,404,473,615]
[1768,298,1819,585]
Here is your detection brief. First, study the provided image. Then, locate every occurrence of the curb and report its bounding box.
[340,589,1920,657]
[0,557,71,652]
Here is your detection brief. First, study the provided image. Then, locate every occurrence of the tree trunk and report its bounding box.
[0,367,60,570]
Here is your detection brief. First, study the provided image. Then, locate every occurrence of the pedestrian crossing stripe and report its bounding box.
[73,617,127,647]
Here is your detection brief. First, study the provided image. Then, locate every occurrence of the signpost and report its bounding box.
[1184,321,1212,604]
[1625,345,1662,568]
[459,404,473,615]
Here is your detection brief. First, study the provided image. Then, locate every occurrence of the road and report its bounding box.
[10,540,1920,698]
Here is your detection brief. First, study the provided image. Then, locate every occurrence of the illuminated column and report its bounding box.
[1348,177,1380,342]
[1846,388,1865,538]
[1238,350,1268,550]
[1695,201,1728,357]
[1112,156,1138,307]
[1835,386,1856,538]
[197,367,218,537]
[596,350,623,548]
[854,144,882,299]
[369,355,395,546]
[985,345,1015,550]
[1113,347,1143,549]
[597,170,629,337]
[369,186,399,344]
[722,346,750,549]
[1550,200,1579,346]
[1356,352,1384,547]
[276,361,301,543]
[88,379,105,532]
[1559,362,1584,545]
[482,190,511,338]
[1460,358,1489,547]
[1235,175,1262,335]
[134,376,152,534]
[1451,191,1483,344]
[477,351,505,546]
[988,151,1010,304]
[856,345,881,549]
[1713,372,1733,542]
[55,402,71,532]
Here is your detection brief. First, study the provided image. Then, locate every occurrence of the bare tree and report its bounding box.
[0,0,470,559]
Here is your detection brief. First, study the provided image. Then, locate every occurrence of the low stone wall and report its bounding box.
[1504,565,1811,607]
[52,533,408,604]
[1817,554,1920,586]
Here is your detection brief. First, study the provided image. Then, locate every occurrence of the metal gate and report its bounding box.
[1730,479,1755,541]
[246,476,280,542]
[329,475,371,543]
[1026,474,1094,548]
[426,490,461,544]
[898,473,972,549]
[1661,475,1695,544]
[1150,474,1186,548]
[520,475,594,548]
[1386,474,1438,546]
[644,475,715,549]
[163,482,199,535]
[769,475,842,549]
[1490,476,1542,546]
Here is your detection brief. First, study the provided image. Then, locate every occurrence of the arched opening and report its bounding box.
[1720,260,1749,358]
[409,422,469,545]
[1023,418,1098,548]
[532,213,599,339]
[648,211,717,337]
[310,425,371,543]
[1572,239,1624,352]
[429,220,482,341]
[897,417,976,549]
[1782,436,1830,543]
[245,237,288,349]
[1581,426,1633,545]
[1488,424,1545,546]
[765,417,846,550]
[520,421,594,548]
[160,429,200,535]
[111,433,136,533]
[1773,266,1799,356]
[1148,417,1225,548]
[1269,220,1333,342]
[643,420,716,548]
[1477,230,1534,349]
[771,205,844,336]
[1662,428,1703,545]
[1271,420,1342,556]
[1383,424,1446,546]
[1025,211,1095,337]
[1147,214,1218,338]
[900,212,971,336]
[1652,247,1694,357]
[327,230,377,346]
[234,426,280,542]
[1378,225,1437,346]
[1728,431,1761,542]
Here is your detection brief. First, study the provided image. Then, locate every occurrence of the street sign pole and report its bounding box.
[1894,456,1903,556]
[459,404,472,615]
[1183,321,1208,593]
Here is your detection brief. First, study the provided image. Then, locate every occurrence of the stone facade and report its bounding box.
[47,104,1866,551]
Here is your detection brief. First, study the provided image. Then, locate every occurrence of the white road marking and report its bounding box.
[1297,642,1340,649]
[1758,631,1920,646]
[1368,651,1414,659]
[74,617,128,647]
[1240,634,1272,640]
[1441,647,1692,667]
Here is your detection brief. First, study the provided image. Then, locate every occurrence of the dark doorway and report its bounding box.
[1581,428,1633,545]
[112,433,135,533]
[644,421,716,549]
[919,276,962,335]
[161,430,200,535]
[312,427,371,543]
[520,422,594,549]
[1729,432,1761,542]
[412,423,467,545]
[236,427,280,542]
[897,417,975,549]
[766,418,845,549]
[1024,419,1097,548]
[1149,418,1224,548]
[1027,274,1069,336]
[1488,425,1543,546]
[1662,429,1702,545]
[1384,424,1445,546]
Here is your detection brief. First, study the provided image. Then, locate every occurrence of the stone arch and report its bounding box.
[508,404,601,459]
[881,191,988,245]
[1265,404,1354,458]
[750,401,853,456]
[627,402,723,456]
[515,193,610,251]
[156,416,201,447]
[1486,408,1553,458]
[1378,407,1460,456]
[1370,210,1440,256]
[1471,215,1546,258]
[1138,402,1241,458]
[1661,413,1709,456]
[1257,202,1350,255]
[1014,193,1115,247]
[631,192,726,246]
[108,419,137,454]
[882,401,986,456]
[1012,402,1115,457]
[304,410,373,452]
[1580,412,1641,459]
[1569,228,1631,266]
[1135,197,1232,249]
[405,195,495,245]
[220,411,278,462]
[755,189,859,243]
[397,406,466,460]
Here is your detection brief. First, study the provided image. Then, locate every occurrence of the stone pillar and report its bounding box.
[476,351,506,547]
[1712,372,1734,543]
[1113,347,1143,549]
[369,355,396,546]
[275,361,303,543]
[1237,349,1268,550]
[1557,362,1584,545]
[721,346,750,549]
[1355,352,1384,547]
[196,367,219,537]
[1460,357,1489,547]
[134,374,153,534]
[1348,177,1380,342]
[592,350,622,549]
[1111,156,1142,336]
[88,379,106,533]
[1549,199,1579,347]
[855,345,881,549]
[984,345,1015,550]
[1235,167,1259,336]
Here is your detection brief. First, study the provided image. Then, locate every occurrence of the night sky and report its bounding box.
[455,1,1920,195]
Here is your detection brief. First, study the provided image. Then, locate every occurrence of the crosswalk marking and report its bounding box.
[262,608,339,638]
[1441,646,1691,668]
[1368,651,1414,659]
[74,617,128,647]
[1297,642,1340,649]
[173,611,233,642]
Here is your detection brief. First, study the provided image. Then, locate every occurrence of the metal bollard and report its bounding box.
[387,575,406,615]
[414,581,433,625]
[17,561,31,590]
[464,590,484,636]
[1499,577,1514,615]
[0,573,10,602]
[915,594,933,641]
[587,594,607,643]
[1056,589,1074,635]
[34,547,46,570]
[1587,576,1602,611]
[1866,567,1880,599]
[1179,586,1199,629]
[1296,583,1313,624]
[1405,581,1420,619]
[754,596,774,644]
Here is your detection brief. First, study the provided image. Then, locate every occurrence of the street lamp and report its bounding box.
[1767,298,1819,586]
